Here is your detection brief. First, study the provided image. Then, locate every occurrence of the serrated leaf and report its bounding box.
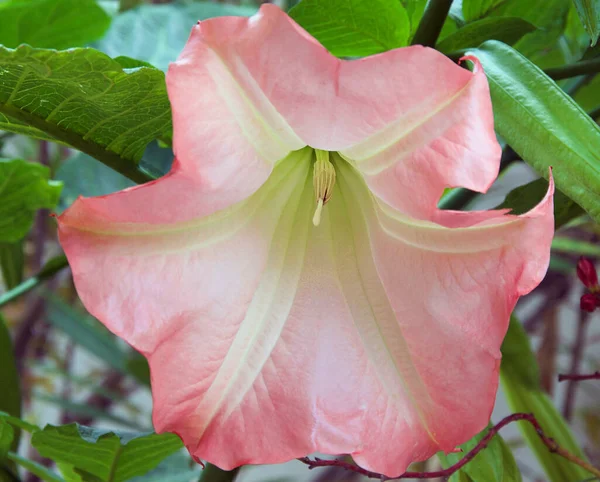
[500,316,589,482]
[439,423,522,482]
[289,0,410,57]
[32,424,183,482]
[98,3,257,71]
[573,0,600,46]
[468,41,600,224]
[0,0,111,49]
[0,46,170,183]
[0,158,61,242]
[495,178,586,229]
[437,17,536,52]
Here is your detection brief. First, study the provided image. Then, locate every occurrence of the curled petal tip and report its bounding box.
[458,55,482,73]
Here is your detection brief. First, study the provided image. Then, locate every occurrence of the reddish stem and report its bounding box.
[298,413,600,480]
[558,371,600,382]
[563,308,590,420]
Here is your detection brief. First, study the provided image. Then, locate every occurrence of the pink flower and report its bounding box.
[56,5,554,477]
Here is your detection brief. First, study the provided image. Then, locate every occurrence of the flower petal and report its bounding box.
[321,159,554,475]
[184,5,500,218]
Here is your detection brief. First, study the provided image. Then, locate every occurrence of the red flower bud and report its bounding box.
[577,256,598,290]
[580,293,597,312]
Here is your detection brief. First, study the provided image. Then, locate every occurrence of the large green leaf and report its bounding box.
[0,158,61,242]
[468,41,600,223]
[438,423,522,482]
[500,316,589,482]
[98,3,256,71]
[0,46,170,183]
[32,424,183,482]
[437,17,536,53]
[0,0,111,49]
[289,0,410,57]
[572,0,600,46]
[495,178,586,229]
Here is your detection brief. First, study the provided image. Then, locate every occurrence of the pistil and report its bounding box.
[312,150,336,226]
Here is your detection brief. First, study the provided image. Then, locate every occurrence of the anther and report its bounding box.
[312,150,336,227]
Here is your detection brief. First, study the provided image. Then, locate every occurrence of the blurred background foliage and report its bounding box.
[0,0,600,481]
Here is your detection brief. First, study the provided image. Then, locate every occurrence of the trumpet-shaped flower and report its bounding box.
[57,5,554,477]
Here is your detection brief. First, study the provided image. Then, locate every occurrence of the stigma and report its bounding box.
[312,150,336,227]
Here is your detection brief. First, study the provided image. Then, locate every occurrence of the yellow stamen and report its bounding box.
[312,150,336,227]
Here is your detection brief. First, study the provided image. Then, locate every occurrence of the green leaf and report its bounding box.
[0,412,40,434]
[289,0,410,57]
[552,236,600,256]
[500,316,589,482]
[495,178,586,229]
[492,0,571,59]
[0,46,169,183]
[462,0,506,22]
[98,3,257,71]
[44,295,129,374]
[437,17,536,52]
[0,316,20,479]
[572,0,600,45]
[435,17,535,53]
[0,241,24,289]
[400,0,428,37]
[32,424,183,482]
[0,158,61,243]
[31,393,147,431]
[0,421,13,463]
[468,41,600,224]
[0,0,111,49]
[7,452,64,482]
[438,423,522,482]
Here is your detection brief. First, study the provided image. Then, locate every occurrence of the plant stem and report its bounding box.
[558,371,600,382]
[562,308,590,420]
[298,413,600,480]
[0,255,68,309]
[545,57,600,81]
[198,465,239,482]
[411,0,454,47]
